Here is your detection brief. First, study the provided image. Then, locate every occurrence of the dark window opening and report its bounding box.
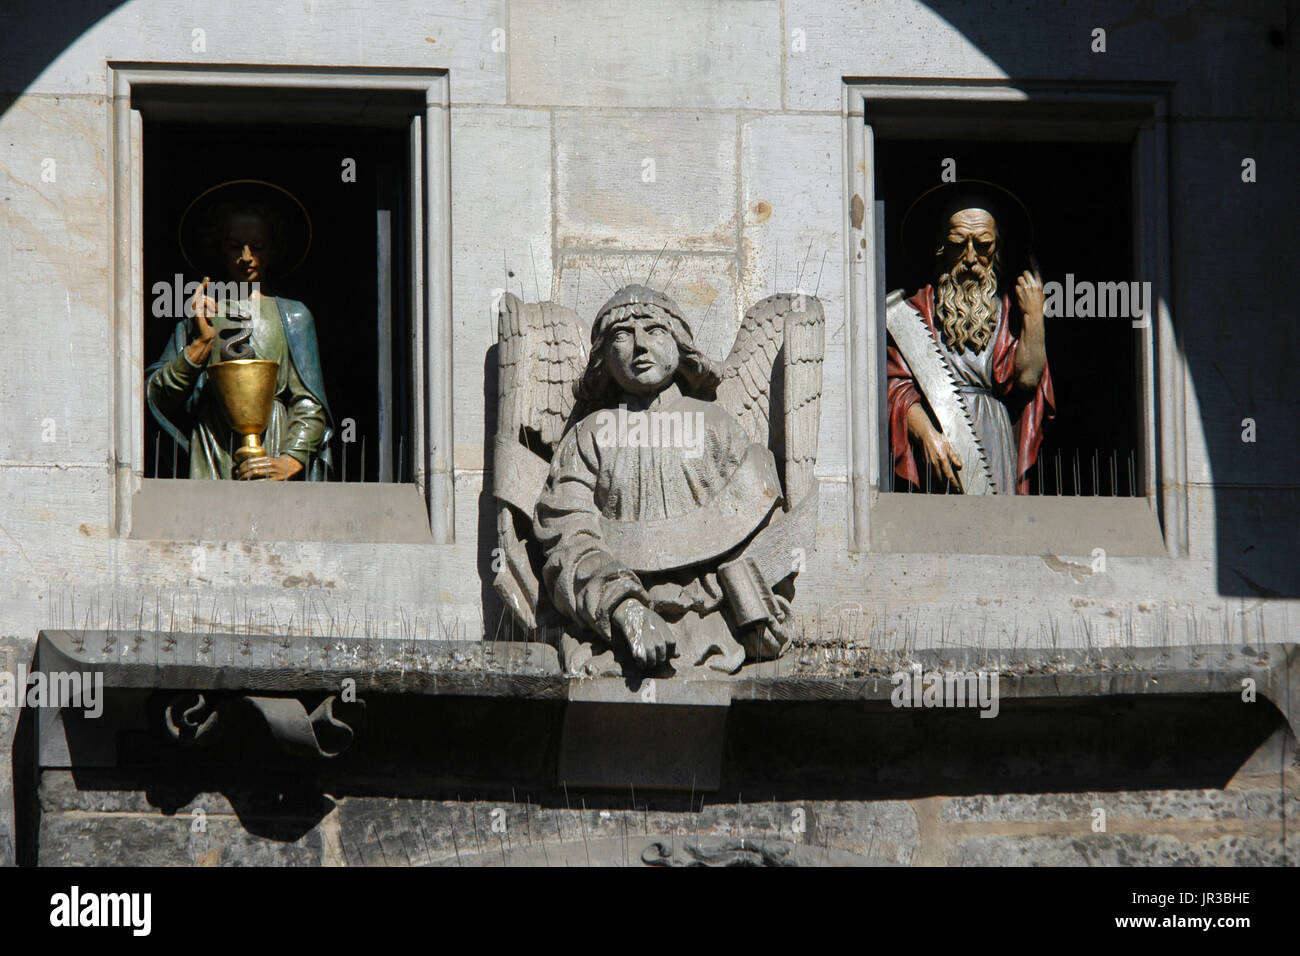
[875,138,1140,497]
[142,120,415,483]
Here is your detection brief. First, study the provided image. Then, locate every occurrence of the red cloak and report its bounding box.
[886,286,1055,494]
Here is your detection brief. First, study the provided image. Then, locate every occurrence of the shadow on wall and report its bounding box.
[2,0,1295,598]
[479,344,508,634]
[897,1,1299,598]
[0,1,122,112]
[15,691,1291,864]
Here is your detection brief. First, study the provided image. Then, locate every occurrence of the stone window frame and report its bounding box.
[107,63,455,543]
[842,79,1184,557]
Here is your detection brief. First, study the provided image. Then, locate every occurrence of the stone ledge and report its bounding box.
[37,630,564,699]
[34,632,1298,724]
[869,493,1168,556]
[128,479,434,544]
[30,632,1298,799]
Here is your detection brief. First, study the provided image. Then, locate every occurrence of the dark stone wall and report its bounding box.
[27,691,1299,866]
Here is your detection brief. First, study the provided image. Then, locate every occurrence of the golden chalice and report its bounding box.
[207,359,280,468]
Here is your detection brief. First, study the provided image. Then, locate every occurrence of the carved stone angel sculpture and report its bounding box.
[493,284,824,678]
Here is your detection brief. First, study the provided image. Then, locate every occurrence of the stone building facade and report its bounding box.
[1,0,1296,865]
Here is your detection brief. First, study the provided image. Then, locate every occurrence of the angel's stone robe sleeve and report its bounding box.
[534,424,648,641]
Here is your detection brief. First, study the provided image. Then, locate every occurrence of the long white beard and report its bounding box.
[935,260,1001,353]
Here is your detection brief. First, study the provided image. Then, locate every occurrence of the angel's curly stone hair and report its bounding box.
[576,300,721,412]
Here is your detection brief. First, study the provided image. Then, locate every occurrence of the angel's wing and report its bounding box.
[715,293,825,510]
[493,293,589,630]
[497,294,589,454]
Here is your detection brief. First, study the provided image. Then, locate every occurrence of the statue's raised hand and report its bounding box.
[1012,256,1048,390]
[612,598,677,669]
[1015,259,1045,324]
[185,277,218,365]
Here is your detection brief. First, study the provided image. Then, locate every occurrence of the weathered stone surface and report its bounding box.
[1,0,1297,868]
[38,812,324,866]
[553,252,740,359]
[1231,723,1300,778]
[0,636,28,867]
[950,832,1295,867]
[509,0,781,109]
[0,94,112,468]
[0,463,496,642]
[555,111,739,252]
[0,821,12,867]
[1176,122,1300,491]
[130,480,434,543]
[784,0,1285,117]
[871,494,1167,557]
[20,660,1290,867]
[942,786,1298,824]
[794,799,918,864]
[491,285,824,679]
[38,770,236,816]
[740,113,846,476]
[451,107,554,471]
[31,783,1296,866]
[0,0,1289,652]
[37,631,562,696]
[1187,485,1300,599]
[336,795,916,865]
[2,1,508,103]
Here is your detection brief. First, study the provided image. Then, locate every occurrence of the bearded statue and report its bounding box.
[886,181,1055,495]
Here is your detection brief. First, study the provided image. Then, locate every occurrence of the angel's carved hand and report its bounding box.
[612,598,677,669]
[742,595,795,661]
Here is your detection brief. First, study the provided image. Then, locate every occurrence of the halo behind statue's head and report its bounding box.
[901,180,1033,288]
[179,179,312,278]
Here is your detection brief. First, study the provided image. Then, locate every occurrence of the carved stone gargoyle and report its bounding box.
[492,284,824,678]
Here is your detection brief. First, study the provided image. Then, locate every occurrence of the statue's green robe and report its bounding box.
[146,296,334,480]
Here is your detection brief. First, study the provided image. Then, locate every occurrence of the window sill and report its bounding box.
[868,492,1167,557]
[128,478,433,544]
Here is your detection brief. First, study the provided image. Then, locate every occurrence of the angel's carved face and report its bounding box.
[605,312,680,396]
